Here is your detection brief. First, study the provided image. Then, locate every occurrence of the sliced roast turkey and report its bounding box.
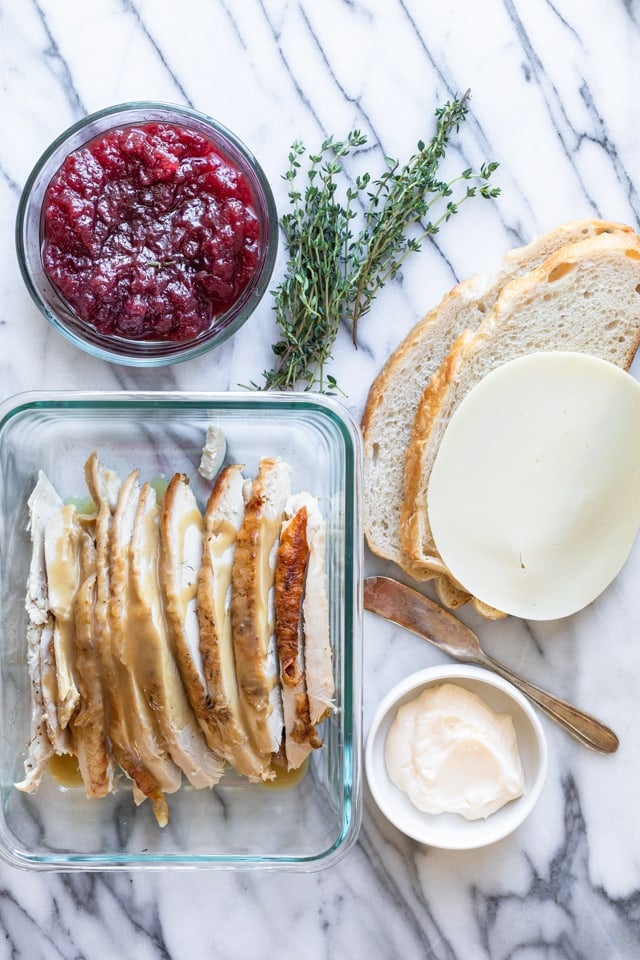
[15,472,65,791]
[285,493,334,724]
[197,464,273,781]
[72,527,113,800]
[17,445,334,818]
[43,503,83,729]
[159,473,227,759]
[231,458,290,757]
[275,504,323,771]
[129,481,224,789]
[87,457,178,819]
[109,470,182,825]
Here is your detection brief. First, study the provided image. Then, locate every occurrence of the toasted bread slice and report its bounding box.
[361,220,634,578]
[402,230,640,576]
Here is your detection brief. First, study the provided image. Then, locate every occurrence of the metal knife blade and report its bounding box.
[363,575,484,663]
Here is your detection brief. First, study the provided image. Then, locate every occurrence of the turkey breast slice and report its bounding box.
[15,472,64,791]
[129,481,224,789]
[160,473,225,758]
[198,424,227,481]
[44,503,83,729]
[14,622,56,793]
[286,493,334,724]
[73,533,113,800]
[85,454,150,798]
[52,510,114,800]
[87,458,172,812]
[40,621,72,755]
[84,451,120,726]
[197,465,273,781]
[275,505,323,771]
[31,472,72,760]
[231,458,290,757]
[25,472,61,625]
[109,471,182,826]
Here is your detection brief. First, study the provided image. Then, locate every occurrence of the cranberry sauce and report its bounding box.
[42,122,261,342]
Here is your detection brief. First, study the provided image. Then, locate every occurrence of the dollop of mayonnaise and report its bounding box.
[384,683,524,821]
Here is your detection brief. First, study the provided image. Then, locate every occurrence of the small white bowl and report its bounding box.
[365,665,548,850]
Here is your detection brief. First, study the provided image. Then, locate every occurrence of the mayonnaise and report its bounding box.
[384,683,524,820]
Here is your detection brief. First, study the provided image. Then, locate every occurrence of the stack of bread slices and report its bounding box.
[362,220,640,616]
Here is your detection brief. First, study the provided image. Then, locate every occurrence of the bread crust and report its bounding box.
[400,330,473,577]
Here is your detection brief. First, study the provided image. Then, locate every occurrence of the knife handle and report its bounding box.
[483,654,619,754]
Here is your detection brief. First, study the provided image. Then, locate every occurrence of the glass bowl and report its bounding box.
[15,102,278,367]
[0,391,362,870]
[366,665,547,849]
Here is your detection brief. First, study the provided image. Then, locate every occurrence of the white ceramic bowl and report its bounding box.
[365,664,547,849]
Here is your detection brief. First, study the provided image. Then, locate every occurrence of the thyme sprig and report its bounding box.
[262,91,500,392]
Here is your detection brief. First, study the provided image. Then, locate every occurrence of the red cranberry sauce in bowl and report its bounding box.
[43,123,261,343]
[16,103,277,366]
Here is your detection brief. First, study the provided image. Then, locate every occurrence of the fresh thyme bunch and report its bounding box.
[262,91,500,392]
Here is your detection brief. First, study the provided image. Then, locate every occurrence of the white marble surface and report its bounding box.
[2,1,640,957]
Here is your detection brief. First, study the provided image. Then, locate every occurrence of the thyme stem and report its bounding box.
[262,91,500,392]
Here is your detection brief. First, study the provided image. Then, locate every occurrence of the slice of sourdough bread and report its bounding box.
[401,229,640,578]
[361,220,633,578]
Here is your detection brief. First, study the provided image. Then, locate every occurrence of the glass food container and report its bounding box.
[0,391,362,870]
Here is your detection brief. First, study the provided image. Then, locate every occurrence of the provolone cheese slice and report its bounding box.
[427,352,640,620]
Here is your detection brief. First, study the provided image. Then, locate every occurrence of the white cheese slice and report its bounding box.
[427,351,640,620]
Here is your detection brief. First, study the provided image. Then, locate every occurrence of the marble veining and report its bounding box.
[1,0,640,957]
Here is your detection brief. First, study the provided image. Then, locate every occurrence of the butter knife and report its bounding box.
[364,576,619,754]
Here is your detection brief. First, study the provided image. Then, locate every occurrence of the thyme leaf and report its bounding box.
[262,90,500,392]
